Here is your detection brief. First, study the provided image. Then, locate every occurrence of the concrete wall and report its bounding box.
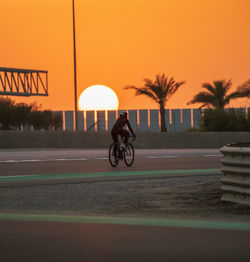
[0,131,249,149]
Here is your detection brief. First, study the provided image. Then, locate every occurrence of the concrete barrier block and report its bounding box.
[77,111,85,131]
[139,110,148,132]
[171,109,181,132]
[86,111,95,132]
[65,111,74,130]
[182,109,191,131]
[97,111,106,131]
[108,111,116,131]
[149,110,159,132]
[193,109,202,129]
[128,110,138,131]
[165,109,171,132]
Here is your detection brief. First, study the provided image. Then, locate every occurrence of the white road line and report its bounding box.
[0,174,40,179]
[0,160,20,163]
[160,156,179,158]
[46,158,88,161]
[146,156,179,159]
[0,158,88,163]
[203,155,222,157]
[93,157,109,160]
[20,159,42,162]
[0,154,222,163]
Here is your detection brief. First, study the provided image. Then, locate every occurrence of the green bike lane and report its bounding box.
[0,168,220,183]
[1,212,250,231]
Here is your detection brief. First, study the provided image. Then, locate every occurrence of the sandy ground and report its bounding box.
[1,174,250,222]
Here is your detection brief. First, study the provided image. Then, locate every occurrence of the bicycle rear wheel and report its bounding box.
[109,143,119,167]
[124,143,134,167]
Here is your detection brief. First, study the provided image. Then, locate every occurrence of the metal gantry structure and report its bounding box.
[0,67,48,97]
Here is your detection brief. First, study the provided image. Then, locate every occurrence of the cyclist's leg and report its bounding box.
[120,129,129,144]
[111,129,118,157]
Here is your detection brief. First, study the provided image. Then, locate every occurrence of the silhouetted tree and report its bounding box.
[41,110,53,130]
[0,97,15,129]
[235,80,250,98]
[13,103,34,130]
[52,112,63,130]
[28,110,52,130]
[28,111,43,130]
[125,74,185,132]
[187,80,240,109]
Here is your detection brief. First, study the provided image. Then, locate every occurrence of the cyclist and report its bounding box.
[111,111,136,157]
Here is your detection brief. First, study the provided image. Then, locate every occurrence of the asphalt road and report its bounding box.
[1,148,250,262]
[0,148,221,186]
[0,148,222,176]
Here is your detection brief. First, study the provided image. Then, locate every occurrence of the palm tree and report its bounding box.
[124,74,185,132]
[187,80,240,109]
[235,80,250,98]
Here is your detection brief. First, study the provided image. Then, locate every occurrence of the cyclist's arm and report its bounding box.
[126,120,135,136]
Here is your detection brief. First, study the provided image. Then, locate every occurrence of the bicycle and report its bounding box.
[109,135,135,167]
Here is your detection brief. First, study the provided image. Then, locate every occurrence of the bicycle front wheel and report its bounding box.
[124,143,134,167]
[109,143,119,167]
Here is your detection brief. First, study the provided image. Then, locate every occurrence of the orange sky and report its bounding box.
[1,0,249,110]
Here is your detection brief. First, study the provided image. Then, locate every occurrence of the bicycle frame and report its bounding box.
[109,135,135,167]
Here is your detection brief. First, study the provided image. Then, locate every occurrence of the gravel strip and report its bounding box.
[1,174,250,222]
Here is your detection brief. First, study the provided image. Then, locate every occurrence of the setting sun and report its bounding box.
[78,85,119,110]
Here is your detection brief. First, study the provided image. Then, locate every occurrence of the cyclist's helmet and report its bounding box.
[120,111,128,118]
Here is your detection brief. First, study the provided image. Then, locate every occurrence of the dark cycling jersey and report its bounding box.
[112,116,135,136]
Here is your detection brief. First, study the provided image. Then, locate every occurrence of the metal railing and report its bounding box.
[220,143,250,206]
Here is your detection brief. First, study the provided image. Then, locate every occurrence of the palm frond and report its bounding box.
[237,87,250,98]
[235,80,250,98]
[124,74,185,107]
[223,79,232,94]
[224,91,243,105]
[124,85,159,103]
[202,83,216,95]
[187,92,216,108]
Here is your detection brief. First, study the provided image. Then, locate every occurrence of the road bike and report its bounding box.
[109,136,135,167]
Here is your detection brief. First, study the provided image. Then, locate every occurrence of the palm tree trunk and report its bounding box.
[160,104,167,132]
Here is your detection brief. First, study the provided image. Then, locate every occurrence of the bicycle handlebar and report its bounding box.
[119,134,136,142]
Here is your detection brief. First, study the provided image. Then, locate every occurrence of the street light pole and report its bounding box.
[72,0,78,130]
